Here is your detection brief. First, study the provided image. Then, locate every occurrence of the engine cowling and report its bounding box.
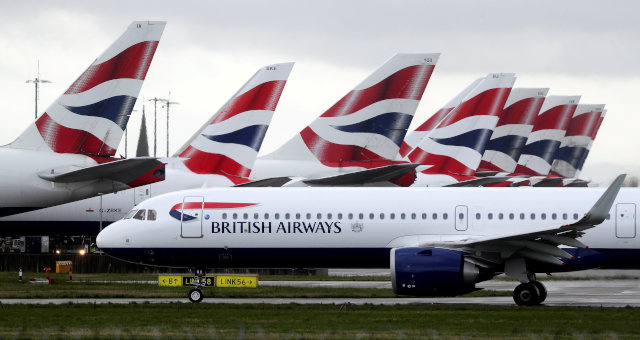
[391,247,479,296]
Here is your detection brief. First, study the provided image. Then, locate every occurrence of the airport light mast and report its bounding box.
[148,97,163,157]
[25,61,51,120]
[159,92,179,157]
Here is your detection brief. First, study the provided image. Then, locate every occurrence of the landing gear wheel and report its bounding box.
[188,288,204,303]
[530,281,547,304]
[513,282,540,306]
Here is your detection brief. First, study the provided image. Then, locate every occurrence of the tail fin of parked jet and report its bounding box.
[514,95,580,176]
[175,62,294,184]
[405,73,515,176]
[397,77,483,159]
[260,53,439,168]
[10,21,165,157]
[477,88,548,173]
[575,109,606,175]
[549,104,605,178]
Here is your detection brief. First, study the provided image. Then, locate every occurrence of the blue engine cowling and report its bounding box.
[391,247,479,296]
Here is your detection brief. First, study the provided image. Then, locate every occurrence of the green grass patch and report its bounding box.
[0,304,638,339]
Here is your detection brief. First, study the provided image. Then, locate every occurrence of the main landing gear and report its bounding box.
[505,258,548,306]
[513,280,547,306]
[187,269,206,303]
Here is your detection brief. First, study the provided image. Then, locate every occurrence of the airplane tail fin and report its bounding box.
[514,95,580,176]
[549,104,605,178]
[478,88,548,173]
[397,77,483,159]
[406,73,516,176]
[176,62,294,183]
[10,21,165,157]
[261,53,439,167]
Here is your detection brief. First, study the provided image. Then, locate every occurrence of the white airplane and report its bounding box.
[0,63,294,235]
[96,174,634,305]
[0,21,166,217]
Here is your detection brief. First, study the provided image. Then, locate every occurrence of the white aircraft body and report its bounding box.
[97,175,634,305]
[0,21,166,217]
[0,63,293,236]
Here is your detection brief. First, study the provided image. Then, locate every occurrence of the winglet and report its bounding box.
[571,174,626,228]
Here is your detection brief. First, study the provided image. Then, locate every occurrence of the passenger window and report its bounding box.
[295,213,300,219]
[401,213,406,220]
[509,213,514,220]
[147,210,157,221]
[498,213,504,220]
[380,213,385,220]
[519,213,524,220]
[254,213,259,219]
[317,213,322,219]
[541,213,546,220]
[306,213,311,219]
[233,213,238,219]
[475,213,481,220]
[285,213,290,220]
[328,213,333,219]
[337,213,343,219]
[573,213,579,220]
[443,213,448,220]
[422,213,427,220]
[552,213,557,220]
[222,213,227,220]
[607,214,610,220]
[411,213,416,220]
[264,213,269,219]
[359,213,364,219]
[369,213,374,220]
[488,213,493,220]
[243,213,248,219]
[530,213,535,220]
[390,213,395,220]
[562,213,568,220]
[133,209,146,220]
[275,213,280,220]
[348,213,353,220]
[432,213,437,220]
[124,210,137,219]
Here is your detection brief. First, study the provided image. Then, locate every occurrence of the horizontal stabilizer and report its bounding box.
[38,157,165,186]
[302,164,419,186]
[444,176,515,187]
[234,177,295,187]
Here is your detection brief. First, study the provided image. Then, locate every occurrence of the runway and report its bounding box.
[2,279,639,307]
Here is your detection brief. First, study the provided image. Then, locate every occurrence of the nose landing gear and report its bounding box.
[187,268,207,303]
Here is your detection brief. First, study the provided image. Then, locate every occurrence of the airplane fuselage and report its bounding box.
[96,186,640,271]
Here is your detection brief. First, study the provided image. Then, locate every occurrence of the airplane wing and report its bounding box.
[38,157,165,187]
[418,174,626,266]
[302,164,419,186]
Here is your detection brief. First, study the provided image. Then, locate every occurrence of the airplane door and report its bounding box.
[455,206,468,231]
[181,196,204,238]
[135,185,151,205]
[616,203,636,238]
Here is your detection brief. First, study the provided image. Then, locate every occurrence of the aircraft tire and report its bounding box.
[188,288,204,303]
[530,281,547,304]
[513,282,540,306]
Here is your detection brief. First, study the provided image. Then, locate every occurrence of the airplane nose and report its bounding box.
[96,223,119,250]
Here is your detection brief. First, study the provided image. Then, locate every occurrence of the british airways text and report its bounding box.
[211,221,342,234]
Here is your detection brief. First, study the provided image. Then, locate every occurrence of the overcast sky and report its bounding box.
[1,1,638,184]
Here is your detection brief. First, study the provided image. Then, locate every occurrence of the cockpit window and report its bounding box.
[133,209,146,220]
[147,209,157,221]
[124,210,137,219]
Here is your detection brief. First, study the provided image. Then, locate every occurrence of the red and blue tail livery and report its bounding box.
[11,21,165,157]
[406,73,515,177]
[175,63,294,183]
[550,104,605,178]
[478,88,548,173]
[257,54,438,173]
[514,95,580,176]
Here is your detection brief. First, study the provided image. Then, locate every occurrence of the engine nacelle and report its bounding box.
[391,247,479,296]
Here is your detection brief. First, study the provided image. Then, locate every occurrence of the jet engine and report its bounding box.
[391,247,480,296]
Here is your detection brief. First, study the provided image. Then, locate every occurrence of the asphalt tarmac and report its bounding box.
[2,279,639,307]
